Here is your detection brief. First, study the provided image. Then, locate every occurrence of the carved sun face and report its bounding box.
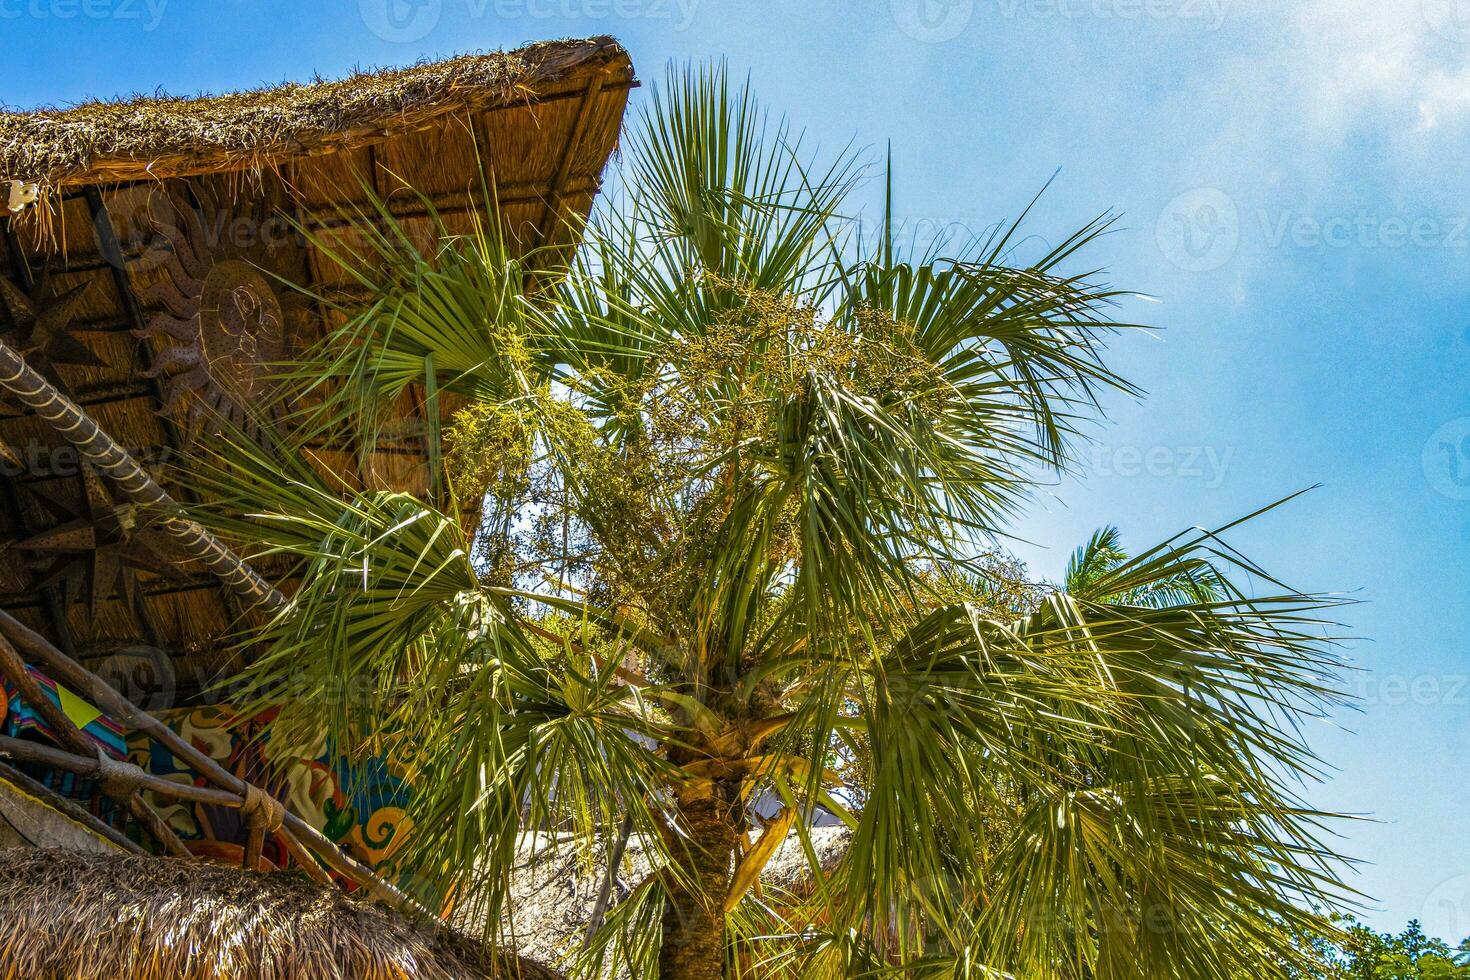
[138,198,303,443]
[195,259,287,401]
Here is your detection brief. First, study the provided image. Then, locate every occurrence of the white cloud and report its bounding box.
[1256,0,1470,139]
[1417,65,1470,129]
[1161,0,1470,210]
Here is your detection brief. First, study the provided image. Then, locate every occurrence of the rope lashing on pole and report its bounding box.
[0,336,286,611]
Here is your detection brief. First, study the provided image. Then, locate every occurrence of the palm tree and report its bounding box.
[194,66,1354,979]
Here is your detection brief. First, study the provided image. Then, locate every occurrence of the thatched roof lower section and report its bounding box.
[0,849,563,980]
[0,37,629,190]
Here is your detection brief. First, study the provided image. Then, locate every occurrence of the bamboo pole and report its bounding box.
[0,337,286,611]
[0,734,296,870]
[0,735,238,808]
[0,735,332,882]
[277,820,335,886]
[0,334,410,902]
[0,758,145,855]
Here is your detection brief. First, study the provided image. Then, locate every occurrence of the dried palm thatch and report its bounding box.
[0,848,564,980]
[0,37,626,190]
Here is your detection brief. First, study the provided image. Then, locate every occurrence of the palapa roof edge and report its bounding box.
[0,35,632,190]
[0,848,564,980]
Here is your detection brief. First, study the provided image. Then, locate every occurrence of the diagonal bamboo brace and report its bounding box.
[0,340,412,905]
[0,337,286,611]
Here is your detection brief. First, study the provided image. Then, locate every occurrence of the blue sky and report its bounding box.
[5,0,1470,941]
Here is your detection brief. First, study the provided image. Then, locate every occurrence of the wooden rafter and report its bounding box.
[0,218,33,292]
[0,217,79,655]
[83,187,188,465]
[0,479,77,654]
[534,68,613,252]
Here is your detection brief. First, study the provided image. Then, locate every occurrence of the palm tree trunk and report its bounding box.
[0,337,285,611]
[659,794,739,980]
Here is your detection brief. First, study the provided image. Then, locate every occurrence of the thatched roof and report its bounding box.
[0,37,628,190]
[0,38,633,701]
[0,38,636,941]
[0,848,563,979]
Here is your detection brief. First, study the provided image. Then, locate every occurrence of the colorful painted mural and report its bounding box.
[130,705,416,883]
[3,668,415,887]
